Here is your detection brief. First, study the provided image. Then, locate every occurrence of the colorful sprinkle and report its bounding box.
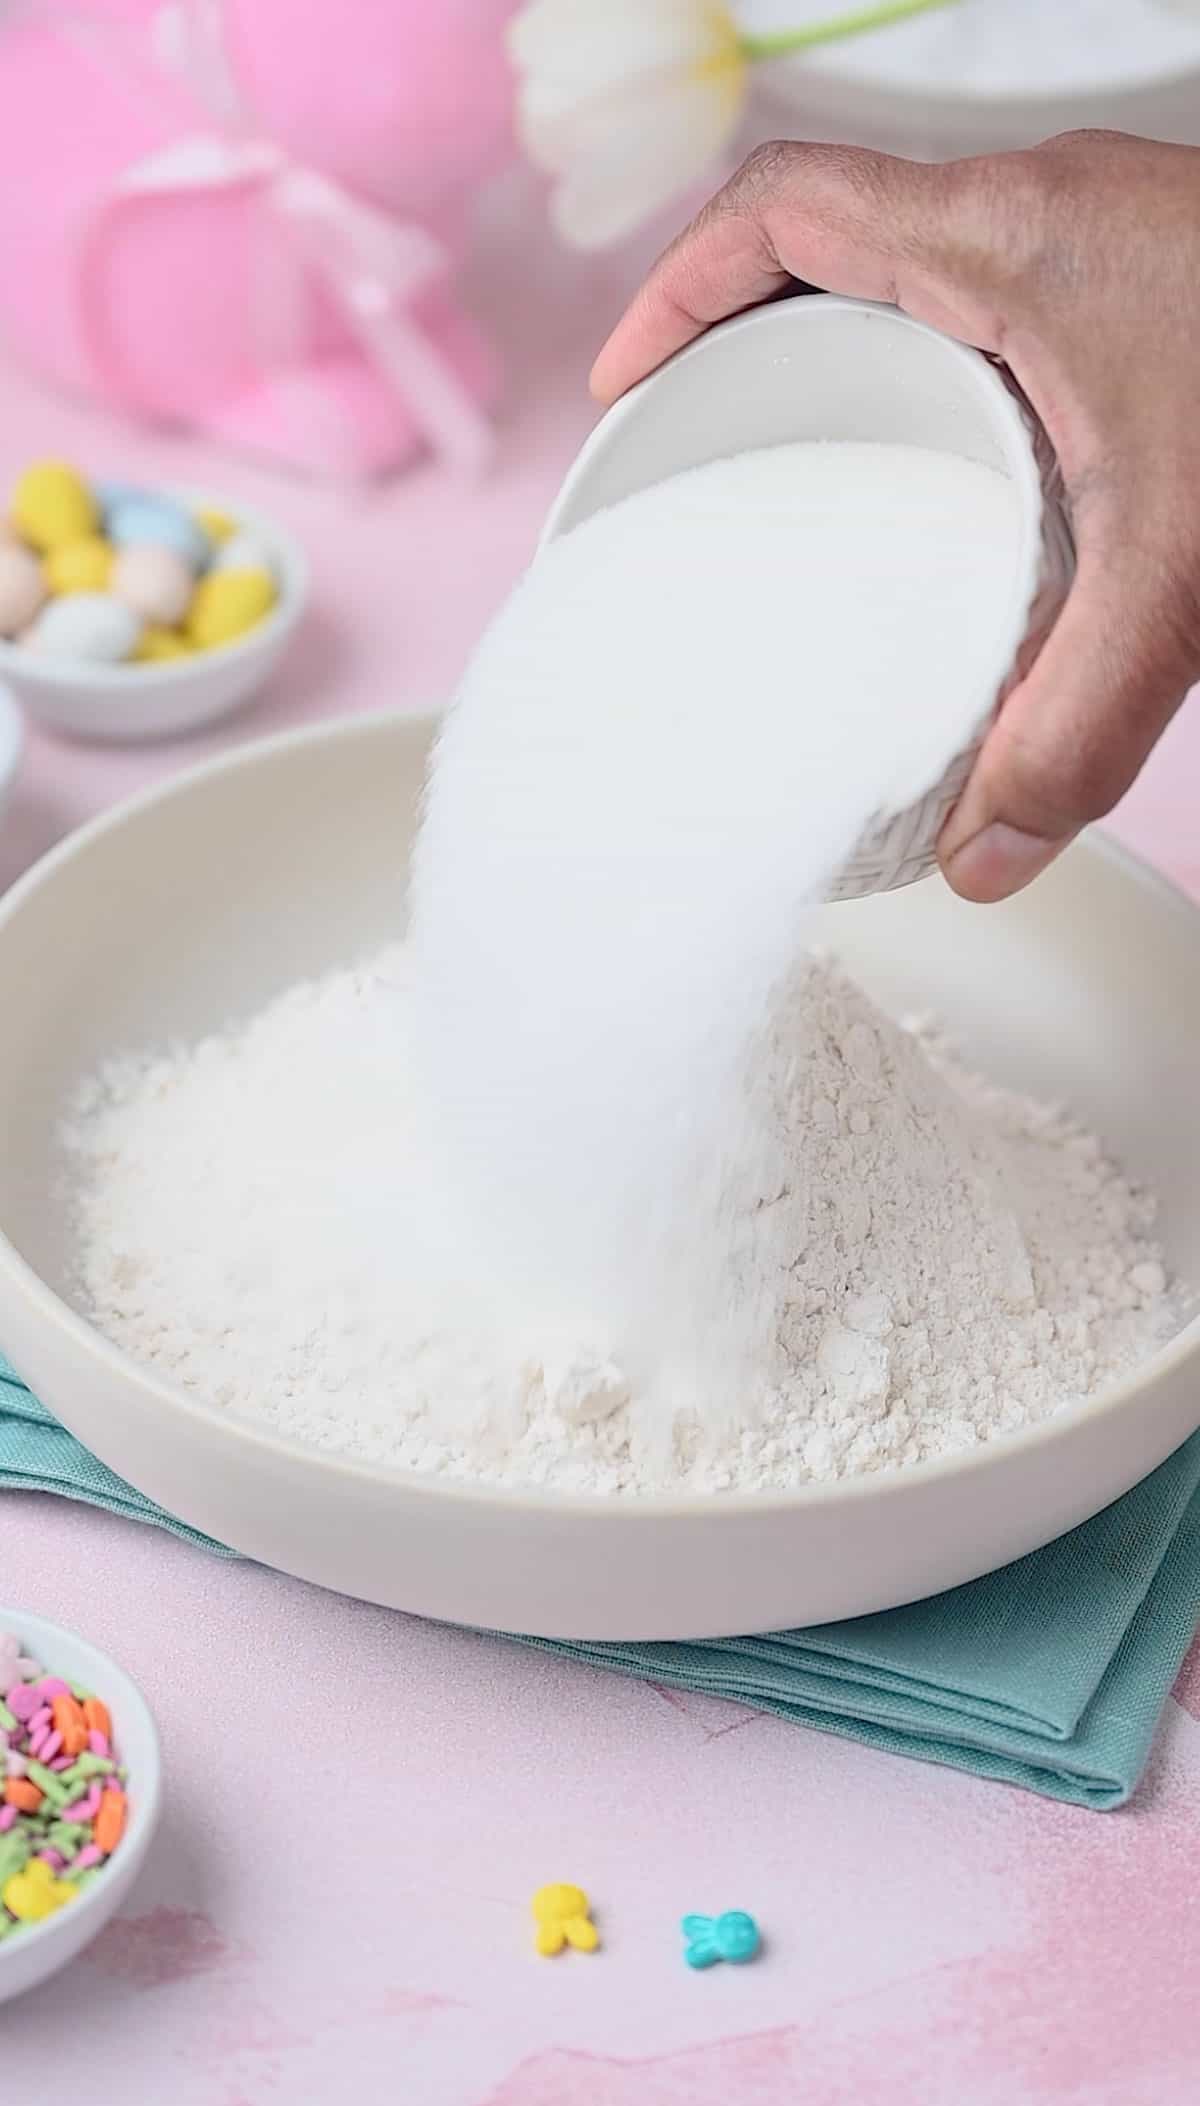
[681,1910,762,1969]
[0,1628,130,1950]
[531,1883,599,1957]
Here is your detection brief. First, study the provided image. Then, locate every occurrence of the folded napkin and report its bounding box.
[3,1356,1198,1807]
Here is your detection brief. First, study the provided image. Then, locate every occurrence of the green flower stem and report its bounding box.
[740,0,959,61]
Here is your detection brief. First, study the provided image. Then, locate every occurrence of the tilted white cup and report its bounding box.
[540,294,1075,902]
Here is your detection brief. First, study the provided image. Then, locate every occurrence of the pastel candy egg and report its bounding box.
[11,461,98,553]
[194,505,237,545]
[186,566,276,649]
[214,531,276,581]
[94,479,147,520]
[108,495,209,571]
[133,626,193,663]
[0,543,47,636]
[24,592,139,663]
[44,535,113,595]
[112,545,193,625]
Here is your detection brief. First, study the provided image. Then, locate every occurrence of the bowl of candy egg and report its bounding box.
[0,461,307,743]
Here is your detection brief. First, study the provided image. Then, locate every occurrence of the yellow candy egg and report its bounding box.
[44,534,113,596]
[194,504,237,545]
[133,626,193,663]
[186,566,276,650]
[12,460,98,553]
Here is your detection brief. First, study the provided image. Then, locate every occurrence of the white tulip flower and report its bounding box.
[509,0,960,249]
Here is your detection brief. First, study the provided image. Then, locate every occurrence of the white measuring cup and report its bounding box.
[541,294,1075,901]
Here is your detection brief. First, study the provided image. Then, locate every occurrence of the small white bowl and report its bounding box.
[0,1610,161,2002]
[0,490,308,745]
[542,295,1075,901]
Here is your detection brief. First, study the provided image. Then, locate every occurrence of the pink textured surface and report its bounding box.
[1,211,1200,2095]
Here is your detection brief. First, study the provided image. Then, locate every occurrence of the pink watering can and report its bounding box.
[0,0,516,477]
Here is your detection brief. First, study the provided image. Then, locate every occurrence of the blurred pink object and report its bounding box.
[0,0,516,477]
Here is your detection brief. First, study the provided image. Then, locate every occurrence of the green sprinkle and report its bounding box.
[0,1700,16,1732]
[46,1821,87,1854]
[69,1682,93,1702]
[70,1753,116,1780]
[0,1836,31,1884]
[24,1760,70,1807]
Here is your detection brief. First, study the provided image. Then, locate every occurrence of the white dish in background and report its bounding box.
[746,0,1200,157]
[0,492,307,746]
[0,712,1197,1641]
[0,1610,161,2003]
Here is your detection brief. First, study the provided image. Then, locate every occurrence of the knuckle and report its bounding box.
[727,139,802,209]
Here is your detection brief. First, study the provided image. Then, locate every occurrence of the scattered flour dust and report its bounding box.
[60,438,1178,1495]
[61,942,1173,1496]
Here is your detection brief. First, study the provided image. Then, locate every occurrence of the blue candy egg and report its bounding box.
[108,495,210,572]
[94,479,148,521]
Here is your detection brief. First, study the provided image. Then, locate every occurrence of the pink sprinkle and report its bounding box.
[4,1751,26,1778]
[28,1706,51,1735]
[6,1684,38,1722]
[36,1849,65,1871]
[72,1843,102,1871]
[39,1729,63,1762]
[87,1730,110,1758]
[49,1756,73,1772]
[29,1729,50,1759]
[34,1678,69,1700]
[0,1806,15,1833]
[59,1795,92,1822]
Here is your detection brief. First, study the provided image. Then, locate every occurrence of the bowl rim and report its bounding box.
[0,487,308,690]
[0,706,1197,1523]
[0,1607,161,1969]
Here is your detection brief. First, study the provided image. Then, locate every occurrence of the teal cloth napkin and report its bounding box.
[3,1355,1198,1807]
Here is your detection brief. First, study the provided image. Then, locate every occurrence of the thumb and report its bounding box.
[938,549,1199,902]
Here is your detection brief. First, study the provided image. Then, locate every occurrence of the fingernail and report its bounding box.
[944,823,1066,903]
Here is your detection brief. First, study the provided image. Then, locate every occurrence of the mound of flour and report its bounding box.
[61,942,1172,1494]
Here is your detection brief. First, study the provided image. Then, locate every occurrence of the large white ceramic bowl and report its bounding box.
[0,713,1197,1641]
[0,491,307,745]
[0,1611,161,2003]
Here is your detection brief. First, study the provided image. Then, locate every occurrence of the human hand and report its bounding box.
[591,130,1200,902]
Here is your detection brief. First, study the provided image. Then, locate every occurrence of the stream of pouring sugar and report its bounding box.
[408,441,1024,1429]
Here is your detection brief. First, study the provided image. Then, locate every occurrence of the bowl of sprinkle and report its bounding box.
[0,1611,161,2001]
[0,459,307,743]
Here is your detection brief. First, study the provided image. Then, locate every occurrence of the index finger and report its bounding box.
[589,140,994,405]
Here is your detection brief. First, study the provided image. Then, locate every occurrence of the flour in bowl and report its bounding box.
[59,439,1178,1493]
[60,943,1173,1495]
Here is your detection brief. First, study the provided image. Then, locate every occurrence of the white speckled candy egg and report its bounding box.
[213,530,277,580]
[24,591,139,663]
[0,543,47,636]
[111,544,193,626]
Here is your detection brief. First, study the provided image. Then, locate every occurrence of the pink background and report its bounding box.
[2,181,1200,2100]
